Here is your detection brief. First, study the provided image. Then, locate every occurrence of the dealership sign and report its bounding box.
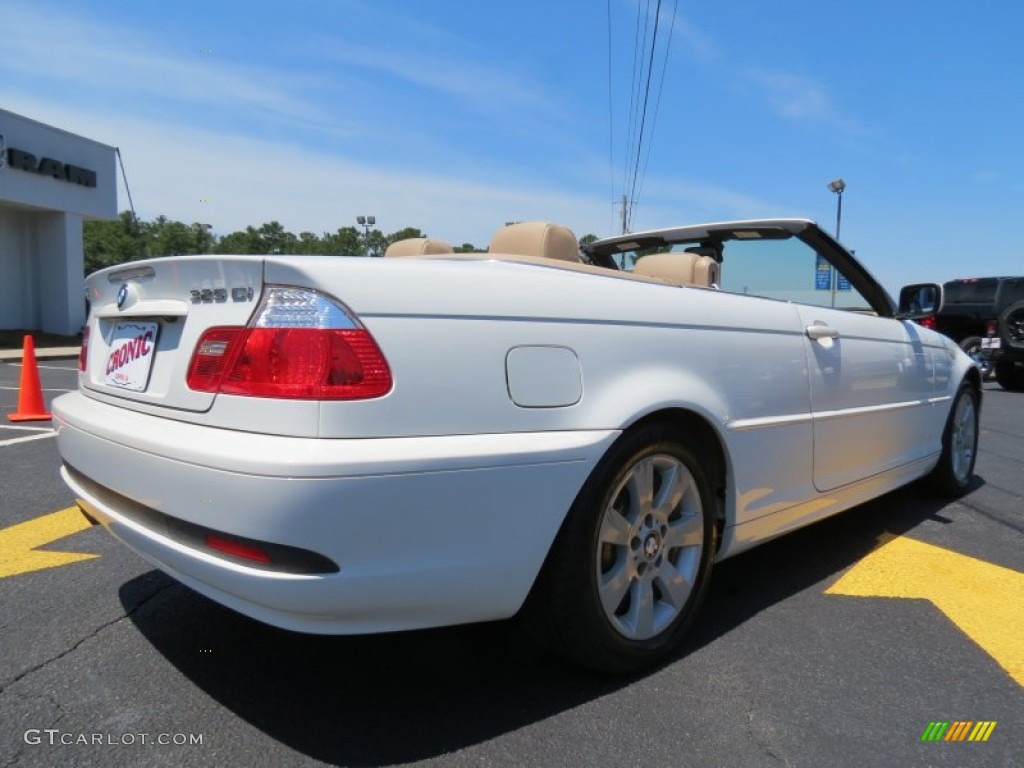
[0,135,97,188]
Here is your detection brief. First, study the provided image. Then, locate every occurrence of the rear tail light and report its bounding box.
[186,286,392,400]
[79,326,90,373]
[187,327,243,392]
[918,315,937,329]
[986,320,998,336]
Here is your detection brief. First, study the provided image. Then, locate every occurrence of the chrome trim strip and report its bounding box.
[728,397,943,431]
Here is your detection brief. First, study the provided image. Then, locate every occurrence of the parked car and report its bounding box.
[912,277,1024,378]
[974,277,1024,391]
[54,219,981,674]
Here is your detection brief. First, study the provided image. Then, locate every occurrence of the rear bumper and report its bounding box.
[53,391,618,633]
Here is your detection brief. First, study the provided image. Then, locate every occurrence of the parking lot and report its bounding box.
[1,358,1021,767]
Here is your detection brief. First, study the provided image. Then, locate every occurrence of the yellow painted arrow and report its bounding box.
[827,535,1024,687]
[0,507,99,579]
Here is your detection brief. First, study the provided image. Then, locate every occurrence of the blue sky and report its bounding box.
[2,0,1022,294]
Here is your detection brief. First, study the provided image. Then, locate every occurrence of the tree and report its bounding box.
[256,221,296,254]
[294,232,323,254]
[82,211,499,272]
[388,227,426,243]
[83,211,146,274]
[578,233,599,247]
[364,229,388,257]
[144,216,199,256]
[322,226,362,255]
[215,227,262,254]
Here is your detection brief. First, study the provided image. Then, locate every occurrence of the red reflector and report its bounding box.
[986,321,998,336]
[205,534,272,564]
[919,315,937,329]
[79,326,90,373]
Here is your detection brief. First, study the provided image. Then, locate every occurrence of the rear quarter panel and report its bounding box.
[262,256,818,529]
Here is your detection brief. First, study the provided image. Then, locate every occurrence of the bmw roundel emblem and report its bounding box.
[117,283,129,310]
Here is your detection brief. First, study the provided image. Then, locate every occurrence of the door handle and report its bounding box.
[805,322,840,341]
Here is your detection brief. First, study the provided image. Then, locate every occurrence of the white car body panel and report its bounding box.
[56,391,619,632]
[55,219,978,635]
[793,304,947,490]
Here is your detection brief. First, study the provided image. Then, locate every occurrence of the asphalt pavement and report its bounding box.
[0,360,1021,767]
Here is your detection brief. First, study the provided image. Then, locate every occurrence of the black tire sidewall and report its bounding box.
[998,300,1024,350]
[544,423,716,673]
[928,383,979,495]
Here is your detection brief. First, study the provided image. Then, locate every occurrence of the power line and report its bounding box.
[622,0,649,202]
[115,147,137,222]
[635,0,678,214]
[606,0,615,233]
[627,0,663,231]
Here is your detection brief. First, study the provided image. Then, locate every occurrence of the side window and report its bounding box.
[718,237,873,311]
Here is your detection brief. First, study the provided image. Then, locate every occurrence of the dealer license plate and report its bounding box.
[104,321,159,391]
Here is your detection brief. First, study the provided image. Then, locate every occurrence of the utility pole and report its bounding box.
[620,194,629,234]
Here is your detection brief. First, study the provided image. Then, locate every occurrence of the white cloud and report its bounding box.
[630,179,790,229]
[0,4,345,134]
[312,41,568,128]
[1,93,614,245]
[743,70,865,134]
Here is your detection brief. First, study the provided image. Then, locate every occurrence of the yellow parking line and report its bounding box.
[0,507,99,578]
[828,535,1024,686]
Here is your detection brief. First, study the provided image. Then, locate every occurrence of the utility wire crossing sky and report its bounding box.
[2,0,1022,293]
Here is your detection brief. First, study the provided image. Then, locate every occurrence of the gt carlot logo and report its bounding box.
[921,721,997,742]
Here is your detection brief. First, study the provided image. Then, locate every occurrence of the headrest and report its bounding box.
[633,251,720,287]
[384,237,454,257]
[489,221,580,262]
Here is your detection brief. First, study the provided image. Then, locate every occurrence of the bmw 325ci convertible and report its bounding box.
[55,218,980,673]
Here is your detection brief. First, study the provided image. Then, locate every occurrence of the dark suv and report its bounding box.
[981,278,1024,391]
[914,277,1024,389]
[917,279,994,371]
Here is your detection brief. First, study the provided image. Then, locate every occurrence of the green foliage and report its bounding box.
[83,211,146,274]
[83,212,489,273]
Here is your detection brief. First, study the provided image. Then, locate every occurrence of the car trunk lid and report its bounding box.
[81,257,264,412]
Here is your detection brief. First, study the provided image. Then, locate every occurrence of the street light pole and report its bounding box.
[827,179,846,308]
[356,215,376,256]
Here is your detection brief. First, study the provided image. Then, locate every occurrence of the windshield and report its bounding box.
[943,279,1000,304]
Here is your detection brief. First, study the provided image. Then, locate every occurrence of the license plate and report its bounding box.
[104,321,159,391]
[981,337,1001,350]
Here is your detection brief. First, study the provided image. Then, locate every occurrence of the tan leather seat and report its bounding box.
[489,221,581,262]
[384,237,454,257]
[633,251,720,287]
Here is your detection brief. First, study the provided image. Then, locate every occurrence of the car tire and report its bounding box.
[958,336,992,379]
[924,382,979,497]
[535,423,716,674]
[995,361,1024,392]
[999,300,1024,350]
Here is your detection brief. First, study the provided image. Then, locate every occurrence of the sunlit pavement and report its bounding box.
[1,362,1021,767]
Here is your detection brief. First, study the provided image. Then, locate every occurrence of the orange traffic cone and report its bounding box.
[7,335,52,422]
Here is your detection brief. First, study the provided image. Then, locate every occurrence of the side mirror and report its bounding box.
[897,282,942,319]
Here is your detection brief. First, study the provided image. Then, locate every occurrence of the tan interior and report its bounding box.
[488,221,581,262]
[633,251,720,287]
[390,221,720,291]
[384,237,454,257]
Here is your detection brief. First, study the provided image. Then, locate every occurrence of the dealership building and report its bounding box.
[0,108,117,336]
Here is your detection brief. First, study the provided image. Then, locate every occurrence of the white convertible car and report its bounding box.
[55,219,980,673]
